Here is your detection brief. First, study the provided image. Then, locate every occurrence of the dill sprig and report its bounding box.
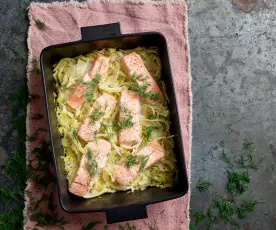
[227,171,250,196]
[194,211,205,224]
[125,155,140,168]
[83,74,101,102]
[196,180,212,192]
[35,20,46,30]
[220,150,233,168]
[114,115,134,131]
[90,108,105,122]
[236,200,259,219]
[139,156,149,171]
[82,221,102,230]
[87,149,98,177]
[143,125,158,142]
[129,76,158,101]
[31,57,40,75]
[72,128,79,142]
[237,139,257,170]
[30,211,67,227]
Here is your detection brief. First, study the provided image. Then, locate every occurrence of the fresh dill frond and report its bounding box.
[236,200,259,219]
[220,150,233,168]
[139,156,149,171]
[30,211,67,227]
[227,171,250,196]
[72,128,79,142]
[82,221,102,230]
[90,109,105,122]
[194,211,205,224]
[189,224,196,230]
[196,180,212,192]
[84,74,101,102]
[129,77,158,101]
[143,125,158,142]
[214,197,236,222]
[114,116,134,131]
[125,155,140,168]
[87,149,98,177]
[35,20,46,30]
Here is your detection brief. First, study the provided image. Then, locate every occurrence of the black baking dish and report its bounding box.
[40,23,189,224]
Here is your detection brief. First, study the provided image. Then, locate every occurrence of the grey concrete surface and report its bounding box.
[189,0,276,229]
[0,0,275,229]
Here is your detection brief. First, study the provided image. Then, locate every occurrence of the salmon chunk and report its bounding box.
[122,52,163,102]
[69,139,111,197]
[67,84,86,110]
[114,165,140,186]
[115,141,164,186]
[78,93,116,142]
[136,141,165,168]
[119,90,141,149]
[83,55,110,82]
[67,55,110,110]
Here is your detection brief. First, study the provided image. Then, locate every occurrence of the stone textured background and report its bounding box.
[0,0,275,229]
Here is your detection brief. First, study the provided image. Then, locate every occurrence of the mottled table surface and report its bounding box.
[0,0,276,229]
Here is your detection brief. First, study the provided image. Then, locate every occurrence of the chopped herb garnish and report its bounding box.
[87,149,98,177]
[227,171,250,196]
[220,150,233,168]
[129,76,158,101]
[83,74,101,102]
[214,198,236,222]
[143,125,158,142]
[90,109,105,122]
[125,155,140,168]
[35,20,46,30]
[236,200,259,219]
[82,221,102,230]
[139,156,149,171]
[31,57,40,75]
[72,128,79,142]
[114,116,134,131]
[30,212,67,227]
[196,180,212,192]
[194,211,205,224]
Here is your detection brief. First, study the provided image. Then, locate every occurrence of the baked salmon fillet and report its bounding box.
[67,55,110,110]
[78,93,117,142]
[118,90,141,149]
[122,52,163,103]
[69,139,111,197]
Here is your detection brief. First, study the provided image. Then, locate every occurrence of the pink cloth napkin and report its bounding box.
[25,1,192,229]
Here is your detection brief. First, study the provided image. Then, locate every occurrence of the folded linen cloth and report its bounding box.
[24,1,192,229]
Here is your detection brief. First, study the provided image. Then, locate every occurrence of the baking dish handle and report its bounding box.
[105,205,148,224]
[81,23,121,41]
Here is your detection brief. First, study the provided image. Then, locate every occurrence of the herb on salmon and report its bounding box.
[87,149,98,177]
[125,155,140,168]
[114,115,134,131]
[90,108,105,122]
[139,156,149,171]
[83,74,101,102]
[129,77,158,101]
